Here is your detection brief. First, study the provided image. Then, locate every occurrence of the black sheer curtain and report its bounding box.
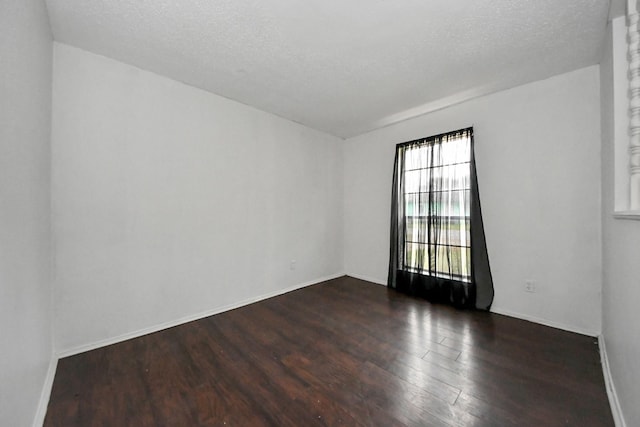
[387,128,494,310]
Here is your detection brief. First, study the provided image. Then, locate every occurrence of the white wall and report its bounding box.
[344,66,602,335]
[52,43,344,353]
[600,17,640,427]
[0,0,54,426]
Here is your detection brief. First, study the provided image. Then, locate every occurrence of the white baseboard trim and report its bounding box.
[345,273,386,286]
[344,275,598,337]
[599,335,627,427]
[490,306,597,337]
[32,355,58,427]
[56,272,345,358]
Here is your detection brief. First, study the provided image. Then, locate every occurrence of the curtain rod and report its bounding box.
[395,126,473,148]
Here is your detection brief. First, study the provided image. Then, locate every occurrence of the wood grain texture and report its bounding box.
[45,276,614,426]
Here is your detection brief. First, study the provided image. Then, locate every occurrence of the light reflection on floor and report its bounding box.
[398,301,493,407]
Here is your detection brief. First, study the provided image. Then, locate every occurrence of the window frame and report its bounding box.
[398,129,473,282]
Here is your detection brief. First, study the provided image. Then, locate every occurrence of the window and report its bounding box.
[402,131,471,282]
[388,127,493,310]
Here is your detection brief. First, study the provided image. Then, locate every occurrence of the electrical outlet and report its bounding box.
[290,260,296,270]
[525,280,536,293]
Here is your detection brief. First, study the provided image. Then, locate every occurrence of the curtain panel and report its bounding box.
[387,128,494,310]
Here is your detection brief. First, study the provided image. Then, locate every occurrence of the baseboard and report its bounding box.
[32,356,57,427]
[490,306,597,337]
[56,272,345,358]
[345,272,386,286]
[599,335,627,427]
[345,276,597,337]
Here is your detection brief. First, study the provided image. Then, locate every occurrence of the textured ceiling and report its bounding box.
[45,0,610,138]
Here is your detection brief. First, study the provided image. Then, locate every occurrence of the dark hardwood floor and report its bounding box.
[45,276,614,426]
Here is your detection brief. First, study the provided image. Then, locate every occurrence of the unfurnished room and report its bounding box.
[1,0,639,426]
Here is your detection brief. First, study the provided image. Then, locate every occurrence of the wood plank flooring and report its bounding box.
[45,276,614,426]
